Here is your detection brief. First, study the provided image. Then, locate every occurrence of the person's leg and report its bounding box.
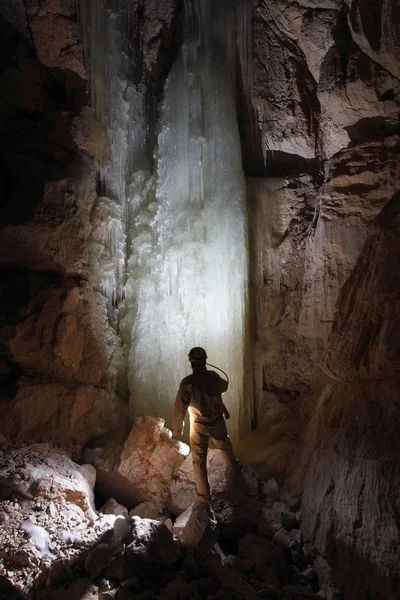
[211,418,238,470]
[190,424,211,503]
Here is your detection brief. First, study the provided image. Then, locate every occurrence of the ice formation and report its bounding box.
[80,0,148,327]
[80,0,251,443]
[21,519,54,558]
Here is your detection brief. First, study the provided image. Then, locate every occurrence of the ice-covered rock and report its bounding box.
[21,519,54,558]
[261,479,279,498]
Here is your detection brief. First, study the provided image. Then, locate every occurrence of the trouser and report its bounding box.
[190,417,237,503]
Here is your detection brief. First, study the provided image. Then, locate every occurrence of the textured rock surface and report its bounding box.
[0,379,120,452]
[173,500,218,552]
[301,196,400,599]
[88,417,189,511]
[0,2,124,450]
[301,381,400,600]
[244,0,400,495]
[0,441,319,600]
[321,195,400,381]
[0,444,97,516]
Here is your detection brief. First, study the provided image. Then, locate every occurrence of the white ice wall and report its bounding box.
[81,0,251,442]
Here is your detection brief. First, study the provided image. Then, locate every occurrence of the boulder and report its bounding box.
[173,500,218,553]
[124,518,179,567]
[0,444,96,517]
[261,479,279,498]
[203,555,259,600]
[49,579,99,600]
[84,543,115,578]
[168,450,263,541]
[129,501,159,520]
[100,499,128,517]
[238,534,287,579]
[89,417,189,511]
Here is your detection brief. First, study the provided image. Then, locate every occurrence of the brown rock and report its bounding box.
[26,0,86,78]
[0,379,121,451]
[322,196,400,381]
[203,555,258,600]
[301,380,400,600]
[100,498,129,517]
[84,543,115,578]
[173,500,218,552]
[129,501,159,520]
[93,417,189,511]
[50,579,99,600]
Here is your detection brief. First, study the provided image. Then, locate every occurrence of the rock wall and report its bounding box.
[301,197,400,599]
[241,0,400,491]
[0,1,123,452]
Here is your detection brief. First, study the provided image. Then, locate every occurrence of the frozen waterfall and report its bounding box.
[81,0,251,442]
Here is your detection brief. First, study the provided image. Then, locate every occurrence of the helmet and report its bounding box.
[188,347,207,363]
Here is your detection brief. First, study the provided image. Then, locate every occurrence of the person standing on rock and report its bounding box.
[172,347,238,505]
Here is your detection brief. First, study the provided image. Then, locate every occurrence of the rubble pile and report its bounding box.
[0,421,323,599]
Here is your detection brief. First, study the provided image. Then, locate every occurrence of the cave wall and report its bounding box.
[301,197,400,600]
[240,2,400,597]
[0,0,184,452]
[239,0,400,491]
[0,1,399,596]
[0,0,123,452]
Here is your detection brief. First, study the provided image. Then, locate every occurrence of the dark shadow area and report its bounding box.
[345,116,400,145]
[0,14,87,228]
[0,576,25,600]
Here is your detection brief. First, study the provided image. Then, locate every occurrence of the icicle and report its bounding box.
[123,0,251,442]
[81,0,253,443]
[79,1,149,321]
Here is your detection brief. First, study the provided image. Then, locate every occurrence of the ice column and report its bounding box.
[124,0,250,442]
[80,0,149,330]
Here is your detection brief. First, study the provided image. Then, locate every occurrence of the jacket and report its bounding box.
[172,367,229,435]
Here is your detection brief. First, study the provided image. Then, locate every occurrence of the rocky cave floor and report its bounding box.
[0,419,324,600]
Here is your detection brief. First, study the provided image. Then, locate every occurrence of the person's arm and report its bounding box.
[222,403,230,419]
[172,380,191,437]
[219,376,228,395]
[218,376,229,418]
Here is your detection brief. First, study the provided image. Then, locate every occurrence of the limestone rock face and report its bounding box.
[0,5,124,450]
[301,197,400,599]
[25,0,87,78]
[247,0,400,170]
[89,417,189,511]
[0,380,120,451]
[321,196,400,381]
[301,381,400,600]
[244,0,400,495]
